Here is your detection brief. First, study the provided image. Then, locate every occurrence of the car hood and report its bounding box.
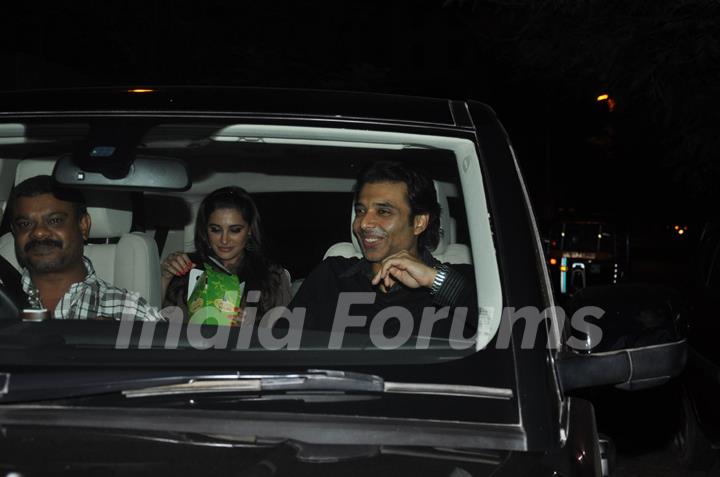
[0,423,563,477]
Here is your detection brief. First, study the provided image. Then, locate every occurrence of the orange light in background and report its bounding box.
[127,88,155,93]
[549,258,558,266]
[596,93,615,112]
[674,225,680,230]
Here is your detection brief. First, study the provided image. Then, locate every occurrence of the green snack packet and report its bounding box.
[187,264,244,326]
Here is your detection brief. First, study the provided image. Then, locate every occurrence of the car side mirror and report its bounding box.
[556,284,687,392]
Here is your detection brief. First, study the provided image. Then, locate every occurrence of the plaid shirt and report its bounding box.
[22,257,164,321]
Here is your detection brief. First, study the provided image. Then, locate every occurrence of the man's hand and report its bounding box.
[371,250,437,290]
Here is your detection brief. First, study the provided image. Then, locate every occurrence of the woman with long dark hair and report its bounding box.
[161,186,291,323]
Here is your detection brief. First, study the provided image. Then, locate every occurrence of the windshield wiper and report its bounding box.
[121,369,513,400]
[0,369,512,403]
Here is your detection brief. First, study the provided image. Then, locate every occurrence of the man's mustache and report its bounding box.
[25,239,62,252]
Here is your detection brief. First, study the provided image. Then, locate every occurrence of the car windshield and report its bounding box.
[0,116,522,415]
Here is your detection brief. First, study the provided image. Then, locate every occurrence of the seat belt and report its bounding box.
[154,227,170,257]
[0,254,29,309]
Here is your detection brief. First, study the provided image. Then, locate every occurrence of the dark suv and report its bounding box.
[0,87,686,476]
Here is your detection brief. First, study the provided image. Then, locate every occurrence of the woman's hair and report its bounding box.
[194,186,280,313]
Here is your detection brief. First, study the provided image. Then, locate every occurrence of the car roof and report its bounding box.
[0,87,475,127]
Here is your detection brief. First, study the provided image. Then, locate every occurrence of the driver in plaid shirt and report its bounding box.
[8,175,163,321]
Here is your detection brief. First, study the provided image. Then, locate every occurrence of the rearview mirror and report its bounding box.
[53,155,190,191]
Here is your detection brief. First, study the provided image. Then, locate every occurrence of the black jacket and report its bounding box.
[289,252,477,340]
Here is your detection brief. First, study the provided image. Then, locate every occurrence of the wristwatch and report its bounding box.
[430,264,449,295]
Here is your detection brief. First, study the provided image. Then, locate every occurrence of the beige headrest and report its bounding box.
[14,159,132,238]
[433,181,451,255]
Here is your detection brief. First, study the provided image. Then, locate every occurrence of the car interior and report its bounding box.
[0,121,504,349]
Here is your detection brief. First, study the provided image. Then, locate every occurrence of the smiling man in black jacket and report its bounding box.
[290,162,476,346]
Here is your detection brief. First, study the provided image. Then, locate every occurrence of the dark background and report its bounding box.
[2,0,717,230]
[1,2,719,473]
[3,0,718,287]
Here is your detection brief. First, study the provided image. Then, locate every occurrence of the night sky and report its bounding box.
[2,0,718,224]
